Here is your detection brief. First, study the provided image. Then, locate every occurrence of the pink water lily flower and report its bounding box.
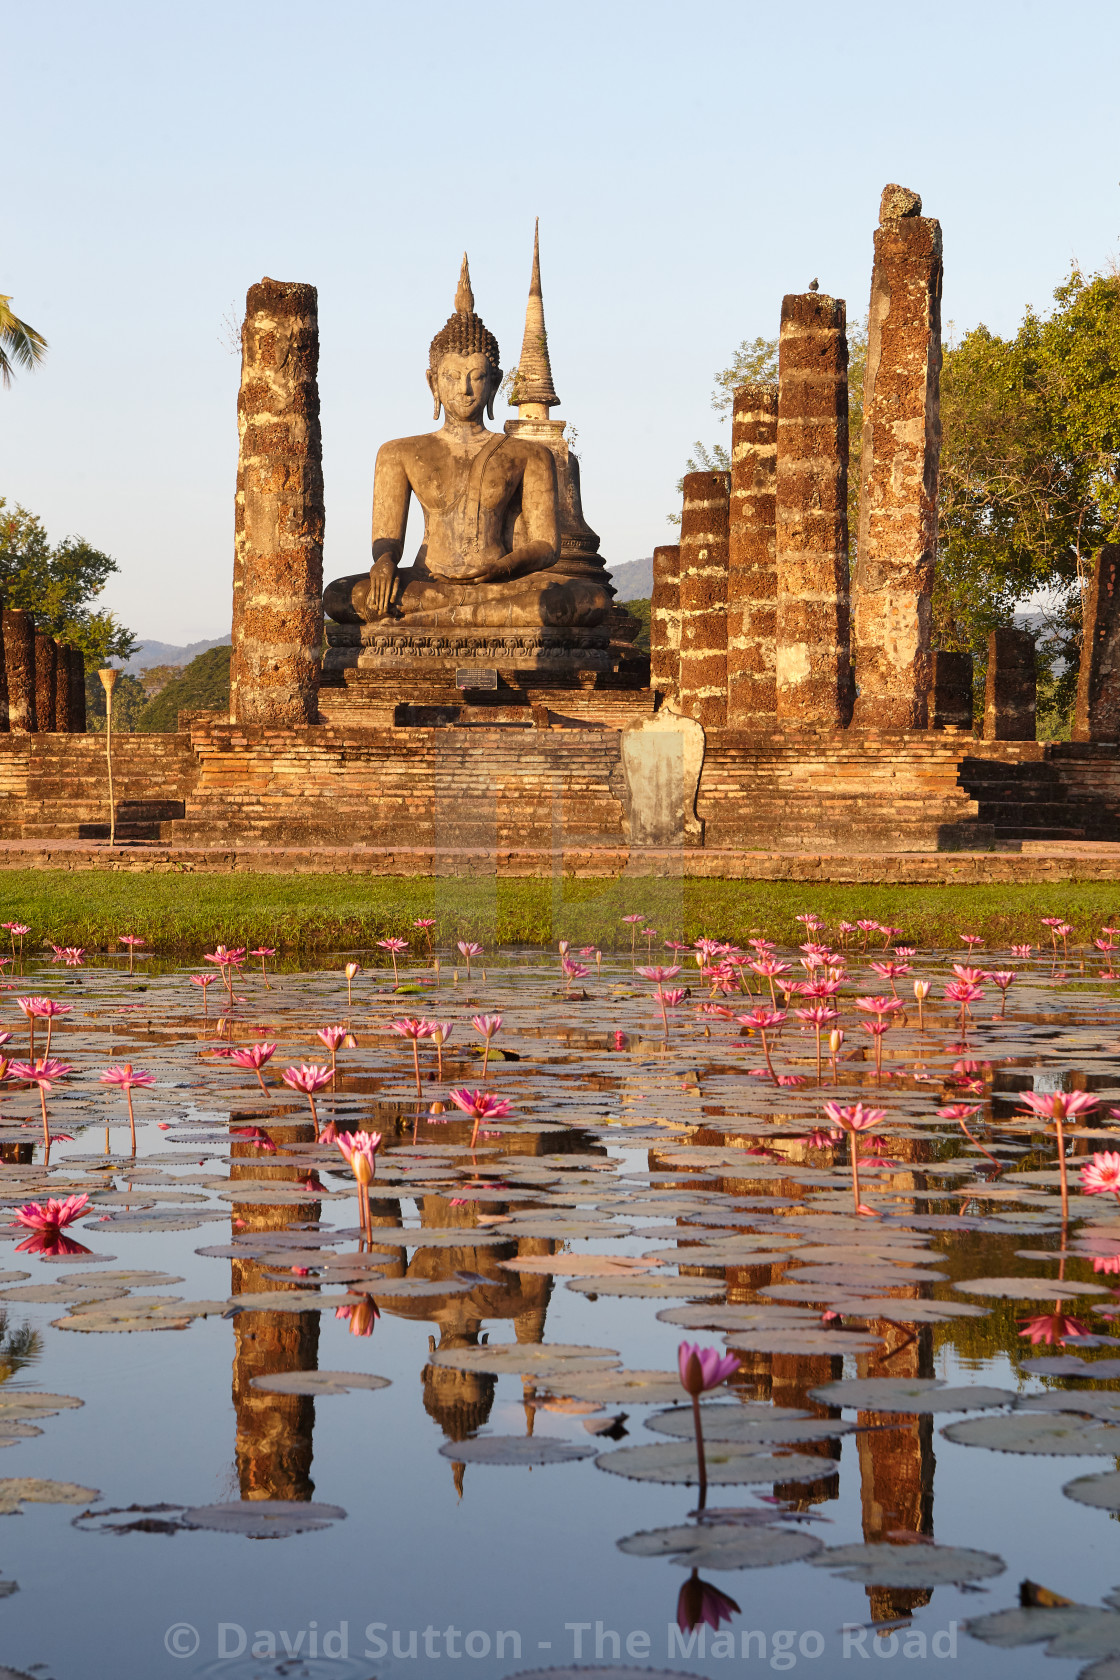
[735,1007,786,1084]
[1082,1153,1120,1197]
[456,940,483,976]
[471,1014,502,1075]
[677,1342,741,1508]
[677,1573,741,1635]
[99,1064,155,1155]
[377,936,409,986]
[16,996,72,1058]
[448,1087,512,1148]
[1019,1089,1099,1219]
[391,1017,433,1095]
[336,1128,383,1231]
[228,1041,277,1095]
[13,1192,89,1235]
[281,1064,334,1136]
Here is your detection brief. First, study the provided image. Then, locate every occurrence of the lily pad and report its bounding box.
[829,1297,987,1323]
[617,1521,824,1569]
[565,1276,725,1300]
[943,1414,1120,1454]
[1063,1471,1120,1511]
[953,1276,1109,1298]
[430,1345,621,1377]
[249,1371,391,1396]
[543,1371,693,1406]
[645,1405,855,1444]
[180,1500,346,1537]
[808,1378,1015,1411]
[809,1541,1005,1586]
[596,1441,831,1485]
[437,1436,596,1466]
[723,1329,886,1356]
[0,1478,100,1513]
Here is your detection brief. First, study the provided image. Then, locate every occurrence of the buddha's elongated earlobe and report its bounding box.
[486,371,500,422]
[427,367,442,421]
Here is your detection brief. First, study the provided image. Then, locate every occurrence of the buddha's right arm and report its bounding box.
[370,445,411,566]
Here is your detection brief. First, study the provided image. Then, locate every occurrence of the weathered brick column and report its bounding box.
[229,278,324,726]
[727,382,778,727]
[929,650,973,729]
[34,631,56,732]
[3,611,35,732]
[775,293,851,726]
[983,627,1036,741]
[677,471,730,727]
[54,643,74,732]
[1073,543,1120,741]
[0,618,8,732]
[852,185,942,730]
[68,649,87,733]
[650,544,681,702]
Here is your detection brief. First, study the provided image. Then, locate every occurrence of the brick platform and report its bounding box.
[0,711,1117,871]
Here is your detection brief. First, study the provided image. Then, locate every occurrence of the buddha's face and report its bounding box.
[430,351,496,423]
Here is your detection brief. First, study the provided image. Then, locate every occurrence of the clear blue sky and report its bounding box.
[5,0,1119,644]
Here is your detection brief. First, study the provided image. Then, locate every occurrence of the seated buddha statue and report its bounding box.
[323,257,610,634]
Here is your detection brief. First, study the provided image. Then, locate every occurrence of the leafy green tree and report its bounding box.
[673,321,867,535]
[0,499,137,667]
[936,267,1120,722]
[0,295,47,388]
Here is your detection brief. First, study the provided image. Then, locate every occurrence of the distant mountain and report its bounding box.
[122,635,231,674]
[606,557,653,601]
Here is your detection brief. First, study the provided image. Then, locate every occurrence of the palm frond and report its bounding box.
[0,296,48,388]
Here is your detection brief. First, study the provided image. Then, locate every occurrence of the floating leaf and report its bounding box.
[180,1500,346,1537]
[954,1276,1109,1299]
[645,1405,855,1444]
[249,1371,391,1396]
[430,1346,620,1377]
[724,1329,886,1356]
[944,1414,1120,1455]
[809,1378,1015,1412]
[566,1277,725,1300]
[438,1436,595,1466]
[0,1478,100,1514]
[497,1255,660,1277]
[809,1541,1006,1586]
[543,1371,691,1406]
[596,1442,831,1485]
[617,1521,823,1569]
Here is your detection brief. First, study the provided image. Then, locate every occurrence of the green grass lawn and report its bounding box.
[2,870,1118,956]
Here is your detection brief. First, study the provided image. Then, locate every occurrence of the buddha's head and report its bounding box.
[427,254,501,422]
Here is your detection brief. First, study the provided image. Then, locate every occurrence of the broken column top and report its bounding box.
[879,183,923,221]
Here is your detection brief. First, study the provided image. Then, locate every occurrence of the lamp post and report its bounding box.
[97,667,118,846]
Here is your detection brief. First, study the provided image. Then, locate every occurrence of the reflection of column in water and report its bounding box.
[770,1353,844,1508]
[856,1314,935,1624]
[229,1121,321,1501]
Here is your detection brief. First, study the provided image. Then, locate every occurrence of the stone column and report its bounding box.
[229,278,324,726]
[650,544,681,702]
[677,470,729,728]
[983,627,1036,741]
[1073,543,1120,741]
[775,293,851,726]
[928,651,973,730]
[727,382,778,727]
[0,616,8,732]
[33,632,56,732]
[3,611,35,732]
[54,643,73,732]
[68,649,87,733]
[852,186,942,730]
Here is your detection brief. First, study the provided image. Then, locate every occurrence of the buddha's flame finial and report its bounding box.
[529,218,543,300]
[455,254,474,316]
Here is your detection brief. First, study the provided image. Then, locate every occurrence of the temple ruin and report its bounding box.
[0,195,1118,864]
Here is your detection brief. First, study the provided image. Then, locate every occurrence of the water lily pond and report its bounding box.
[0,922,1119,1680]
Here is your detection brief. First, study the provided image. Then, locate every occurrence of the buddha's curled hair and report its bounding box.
[428,253,501,384]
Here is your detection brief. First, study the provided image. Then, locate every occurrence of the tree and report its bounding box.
[134,645,231,731]
[672,322,867,535]
[0,295,47,388]
[936,267,1120,722]
[0,499,137,667]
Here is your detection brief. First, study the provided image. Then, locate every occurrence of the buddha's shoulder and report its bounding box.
[375,433,437,463]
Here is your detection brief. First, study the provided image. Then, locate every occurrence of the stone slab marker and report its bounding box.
[983,627,1036,741]
[54,643,73,732]
[727,382,778,727]
[4,611,35,732]
[677,471,730,728]
[230,278,324,726]
[852,185,943,730]
[68,648,87,733]
[1073,543,1120,740]
[650,544,681,702]
[34,631,56,732]
[928,651,973,730]
[775,293,851,726]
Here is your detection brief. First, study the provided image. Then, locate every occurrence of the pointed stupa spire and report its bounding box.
[514,220,559,413]
[455,252,474,315]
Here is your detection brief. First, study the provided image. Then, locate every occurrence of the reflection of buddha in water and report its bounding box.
[323,256,610,635]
